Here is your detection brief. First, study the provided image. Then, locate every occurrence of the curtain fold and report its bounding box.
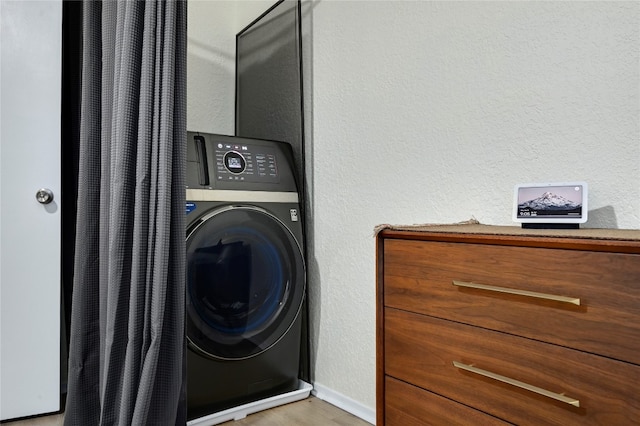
[64,1,187,424]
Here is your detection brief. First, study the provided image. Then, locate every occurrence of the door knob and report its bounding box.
[35,188,54,204]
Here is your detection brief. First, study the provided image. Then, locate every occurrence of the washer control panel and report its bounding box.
[214,141,279,183]
[186,132,296,192]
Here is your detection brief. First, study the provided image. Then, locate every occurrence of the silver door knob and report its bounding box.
[36,188,54,204]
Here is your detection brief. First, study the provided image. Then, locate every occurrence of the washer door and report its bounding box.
[186,205,305,360]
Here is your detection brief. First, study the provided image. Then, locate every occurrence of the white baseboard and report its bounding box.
[311,382,376,425]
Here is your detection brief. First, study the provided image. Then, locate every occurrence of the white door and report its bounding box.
[0,0,62,420]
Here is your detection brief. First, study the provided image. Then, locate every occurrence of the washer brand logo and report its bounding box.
[290,209,298,222]
[186,202,196,215]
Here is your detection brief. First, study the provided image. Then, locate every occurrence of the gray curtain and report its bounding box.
[64,1,187,425]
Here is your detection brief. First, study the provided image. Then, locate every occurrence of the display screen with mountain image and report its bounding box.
[514,183,588,223]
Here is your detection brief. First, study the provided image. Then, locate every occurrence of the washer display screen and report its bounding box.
[223,151,246,174]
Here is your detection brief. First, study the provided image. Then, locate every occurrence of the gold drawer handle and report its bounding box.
[452,280,581,306]
[453,361,580,407]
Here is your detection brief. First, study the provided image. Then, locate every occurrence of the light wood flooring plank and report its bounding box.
[222,397,371,426]
[3,413,63,426]
[4,397,371,426]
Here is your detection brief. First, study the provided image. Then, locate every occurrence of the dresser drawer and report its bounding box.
[383,239,640,365]
[385,308,640,425]
[385,376,512,426]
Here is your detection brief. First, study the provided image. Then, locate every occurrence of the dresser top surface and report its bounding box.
[376,224,640,253]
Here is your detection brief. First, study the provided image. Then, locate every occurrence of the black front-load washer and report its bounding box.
[185,132,305,420]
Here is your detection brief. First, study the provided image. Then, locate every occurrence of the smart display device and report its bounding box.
[513,182,588,228]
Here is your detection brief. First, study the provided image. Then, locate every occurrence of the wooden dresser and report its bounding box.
[376,225,640,425]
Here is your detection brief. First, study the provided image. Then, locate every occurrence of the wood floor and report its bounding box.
[221,397,371,426]
[3,397,372,426]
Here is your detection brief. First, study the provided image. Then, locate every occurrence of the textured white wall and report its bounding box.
[308,0,639,415]
[187,1,272,134]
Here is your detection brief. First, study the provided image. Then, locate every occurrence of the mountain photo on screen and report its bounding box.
[517,185,584,219]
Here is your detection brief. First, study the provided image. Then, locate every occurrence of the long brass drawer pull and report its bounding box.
[453,361,580,407]
[452,280,581,306]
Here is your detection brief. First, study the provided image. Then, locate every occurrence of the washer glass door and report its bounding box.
[186,205,305,360]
